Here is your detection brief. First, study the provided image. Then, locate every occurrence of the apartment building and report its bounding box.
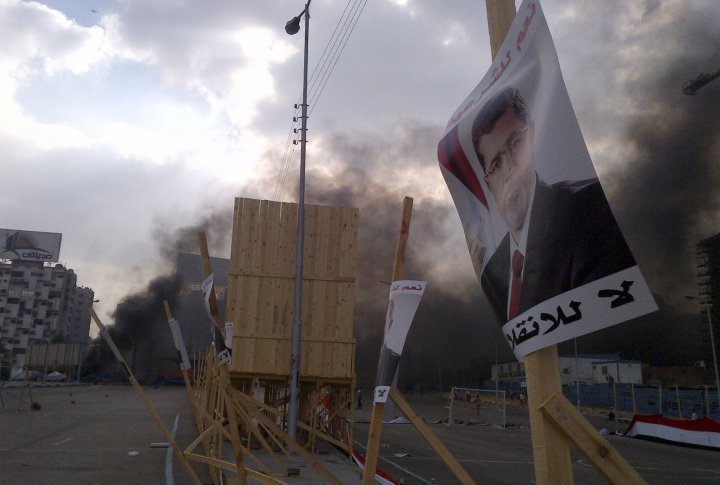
[0,261,94,366]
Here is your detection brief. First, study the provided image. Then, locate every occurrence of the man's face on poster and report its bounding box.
[477,108,535,233]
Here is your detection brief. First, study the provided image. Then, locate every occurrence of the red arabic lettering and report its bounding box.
[516,2,537,53]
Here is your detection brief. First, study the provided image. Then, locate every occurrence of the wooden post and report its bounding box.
[362,196,413,485]
[524,348,573,483]
[485,0,517,57]
[676,385,682,419]
[90,310,202,485]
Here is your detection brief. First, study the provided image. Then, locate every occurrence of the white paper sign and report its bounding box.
[383,280,426,356]
[374,386,391,404]
[168,318,191,370]
[217,349,232,366]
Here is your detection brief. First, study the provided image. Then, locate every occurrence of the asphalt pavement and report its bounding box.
[1,384,719,484]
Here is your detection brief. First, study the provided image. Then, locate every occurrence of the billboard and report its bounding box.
[438,0,657,359]
[0,228,62,263]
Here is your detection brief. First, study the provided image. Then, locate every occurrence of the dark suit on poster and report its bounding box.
[480,176,636,324]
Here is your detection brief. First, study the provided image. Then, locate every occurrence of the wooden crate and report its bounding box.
[226,198,358,380]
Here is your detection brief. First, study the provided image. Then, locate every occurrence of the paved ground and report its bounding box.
[353,393,720,484]
[1,383,719,484]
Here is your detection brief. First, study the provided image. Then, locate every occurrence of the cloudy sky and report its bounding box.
[2,0,719,348]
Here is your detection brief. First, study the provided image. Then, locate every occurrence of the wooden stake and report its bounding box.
[540,392,645,484]
[90,309,202,485]
[362,196,413,485]
[389,388,473,484]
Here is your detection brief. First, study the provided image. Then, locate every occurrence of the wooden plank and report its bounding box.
[390,388,474,484]
[540,392,646,484]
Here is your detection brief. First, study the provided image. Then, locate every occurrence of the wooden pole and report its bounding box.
[524,348,573,483]
[485,0,517,57]
[362,196,413,485]
[90,309,202,485]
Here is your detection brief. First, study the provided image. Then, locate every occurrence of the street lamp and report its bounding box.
[285,0,311,441]
[685,295,720,411]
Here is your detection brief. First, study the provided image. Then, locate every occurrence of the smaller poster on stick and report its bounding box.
[168,319,192,370]
[375,280,426,388]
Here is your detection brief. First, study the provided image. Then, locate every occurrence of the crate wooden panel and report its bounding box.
[226,198,358,380]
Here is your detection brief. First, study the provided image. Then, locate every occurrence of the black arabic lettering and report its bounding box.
[508,317,540,347]
[598,281,635,308]
[516,2,537,53]
[541,300,582,335]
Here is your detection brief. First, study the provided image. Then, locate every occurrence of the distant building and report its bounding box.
[491,354,643,386]
[0,260,93,367]
[696,233,720,367]
[174,252,229,358]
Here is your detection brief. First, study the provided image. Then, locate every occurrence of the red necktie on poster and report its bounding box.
[508,250,524,319]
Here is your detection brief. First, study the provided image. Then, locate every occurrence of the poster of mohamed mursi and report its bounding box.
[438,0,657,359]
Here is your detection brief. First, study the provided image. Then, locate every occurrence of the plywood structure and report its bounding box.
[226,198,358,381]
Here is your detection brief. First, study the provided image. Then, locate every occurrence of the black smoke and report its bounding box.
[83,273,184,383]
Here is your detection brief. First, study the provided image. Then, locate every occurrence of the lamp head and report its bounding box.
[285,16,301,35]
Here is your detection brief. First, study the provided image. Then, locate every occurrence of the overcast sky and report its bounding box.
[2,0,719,337]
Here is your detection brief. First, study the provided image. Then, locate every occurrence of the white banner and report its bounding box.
[504,266,656,360]
[201,273,216,335]
[438,0,656,355]
[0,228,62,262]
[168,318,192,370]
[383,280,426,355]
